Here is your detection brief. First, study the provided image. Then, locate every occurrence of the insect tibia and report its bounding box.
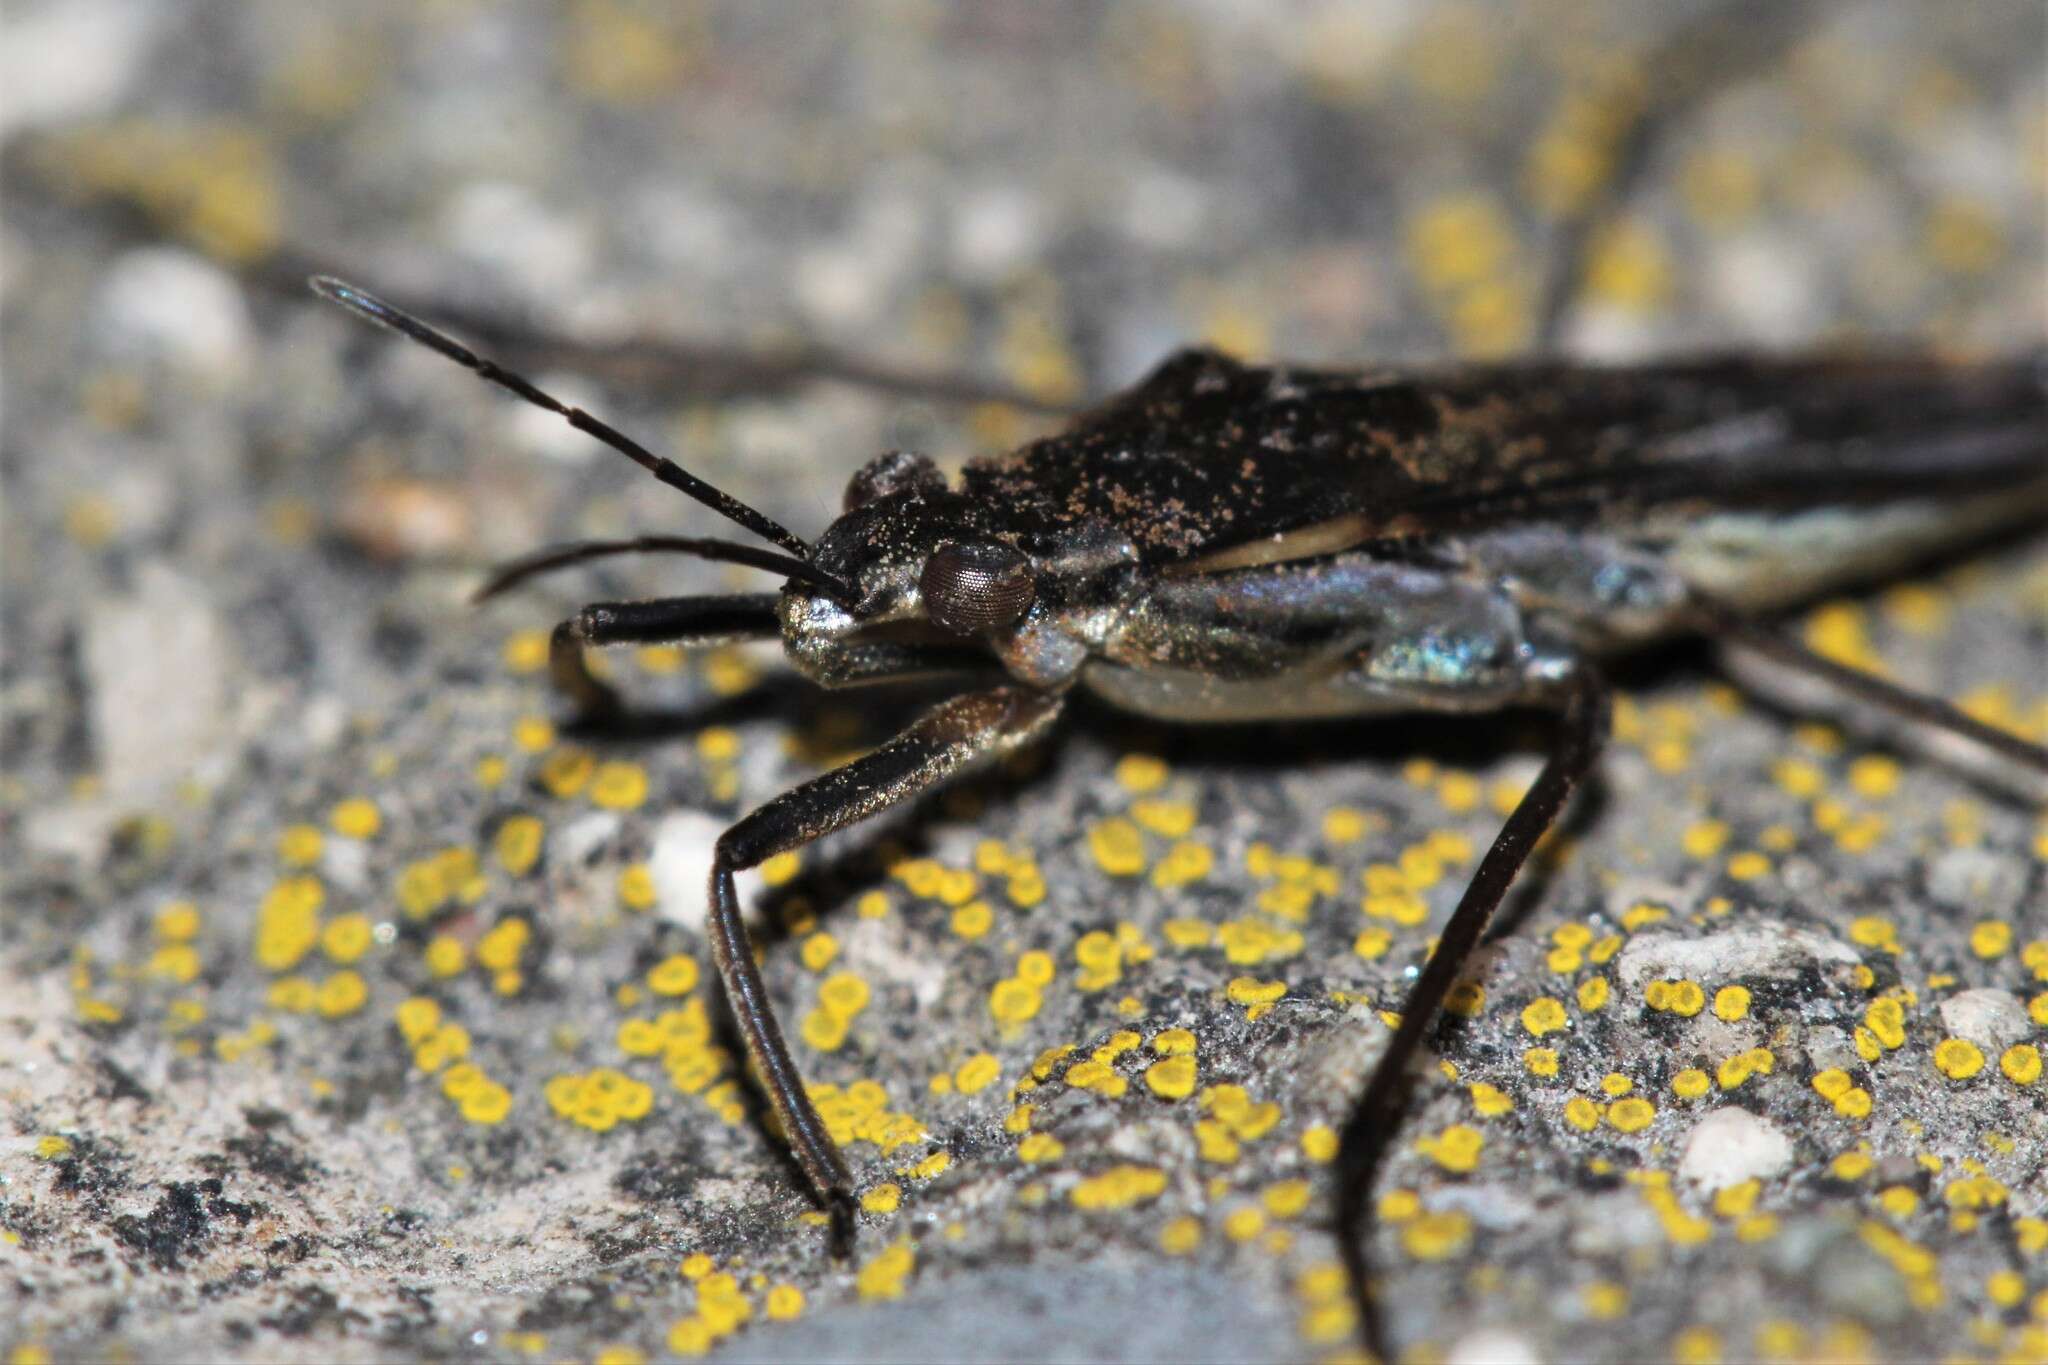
[1704,605,2048,788]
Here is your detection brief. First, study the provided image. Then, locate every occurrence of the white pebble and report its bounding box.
[440,180,593,300]
[651,810,758,932]
[552,811,621,870]
[1616,924,1858,990]
[95,247,253,385]
[1118,167,1212,250]
[1679,1106,1793,1191]
[1709,229,1822,348]
[1938,988,2030,1053]
[1,0,157,133]
[83,562,231,805]
[320,837,370,896]
[1445,1327,1542,1365]
[949,184,1044,281]
[1927,847,2025,917]
[793,243,883,329]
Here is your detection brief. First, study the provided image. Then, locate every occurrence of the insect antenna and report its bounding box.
[310,276,850,595]
[473,535,848,603]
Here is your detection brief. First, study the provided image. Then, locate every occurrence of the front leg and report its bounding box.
[707,686,1065,1249]
[546,594,783,720]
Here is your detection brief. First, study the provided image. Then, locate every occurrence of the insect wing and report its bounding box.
[962,350,2046,572]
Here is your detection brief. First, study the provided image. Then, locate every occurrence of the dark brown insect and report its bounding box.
[312,272,2046,1357]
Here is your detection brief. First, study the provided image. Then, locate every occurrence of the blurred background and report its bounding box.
[2,3,2044,1363]
[6,0,2041,812]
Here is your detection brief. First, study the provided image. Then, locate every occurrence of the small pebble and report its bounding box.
[1679,1107,1793,1191]
[1937,988,2029,1053]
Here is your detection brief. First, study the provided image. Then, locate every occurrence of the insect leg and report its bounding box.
[1697,601,2048,774]
[707,686,1065,1251]
[1531,0,1824,349]
[547,595,783,720]
[1336,669,1611,1358]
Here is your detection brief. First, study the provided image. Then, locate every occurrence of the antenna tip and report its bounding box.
[308,275,390,326]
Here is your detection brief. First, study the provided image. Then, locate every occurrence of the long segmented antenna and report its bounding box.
[473,534,846,603]
[310,276,846,588]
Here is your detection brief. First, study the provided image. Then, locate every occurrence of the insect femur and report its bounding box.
[920,541,1035,634]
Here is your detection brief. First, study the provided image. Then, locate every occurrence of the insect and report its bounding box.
[310,274,2046,1356]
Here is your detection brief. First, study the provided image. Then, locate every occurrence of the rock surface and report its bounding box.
[3,5,2044,1364]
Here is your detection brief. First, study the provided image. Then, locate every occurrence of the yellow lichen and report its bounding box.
[255,876,324,971]
[1564,1097,1603,1131]
[617,864,657,912]
[315,970,368,1017]
[1865,997,1907,1050]
[320,914,373,964]
[1088,818,1147,876]
[649,955,701,997]
[983,982,1040,1023]
[545,1067,655,1131]
[856,1242,915,1301]
[423,935,465,978]
[1672,1069,1711,1100]
[156,901,202,941]
[494,815,545,875]
[1400,1210,1472,1260]
[476,918,529,973]
[1225,977,1286,1007]
[589,760,649,810]
[1222,1206,1266,1242]
[1469,1082,1514,1116]
[538,747,595,799]
[954,1053,1000,1094]
[1606,1097,1656,1133]
[276,824,324,868]
[1145,1055,1198,1100]
[1933,1038,1984,1080]
[1016,1132,1064,1164]
[1521,997,1568,1036]
[1114,754,1169,793]
[1071,1165,1168,1210]
[1416,1124,1483,1173]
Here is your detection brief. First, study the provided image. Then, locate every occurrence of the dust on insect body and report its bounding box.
[313,274,2047,1356]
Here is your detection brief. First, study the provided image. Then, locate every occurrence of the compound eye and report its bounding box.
[920,542,1035,635]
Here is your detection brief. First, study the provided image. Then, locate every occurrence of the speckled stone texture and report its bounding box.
[3,4,2045,1364]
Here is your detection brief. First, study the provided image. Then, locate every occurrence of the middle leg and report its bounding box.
[1336,668,1611,1357]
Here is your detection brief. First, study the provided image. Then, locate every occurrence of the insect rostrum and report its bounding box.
[313,276,2046,1357]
